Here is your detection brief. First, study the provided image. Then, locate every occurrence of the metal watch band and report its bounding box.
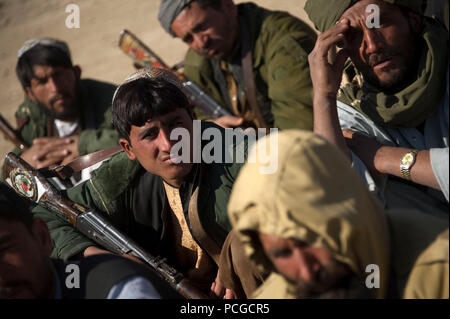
[400,149,419,180]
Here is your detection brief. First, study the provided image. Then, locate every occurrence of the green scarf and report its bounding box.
[304,0,427,33]
[338,19,448,128]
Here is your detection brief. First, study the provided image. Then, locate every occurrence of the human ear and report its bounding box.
[120,138,137,160]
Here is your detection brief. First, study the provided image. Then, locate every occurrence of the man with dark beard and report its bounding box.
[227,130,448,298]
[305,0,449,218]
[3,38,119,173]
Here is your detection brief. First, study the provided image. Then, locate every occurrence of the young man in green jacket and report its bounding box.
[5,38,119,172]
[158,0,317,130]
[32,67,260,298]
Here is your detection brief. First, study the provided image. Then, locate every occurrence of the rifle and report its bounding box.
[4,152,209,299]
[118,29,232,119]
[0,114,28,151]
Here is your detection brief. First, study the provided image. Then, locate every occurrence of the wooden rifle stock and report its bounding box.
[118,29,232,118]
[3,152,210,299]
[0,114,28,151]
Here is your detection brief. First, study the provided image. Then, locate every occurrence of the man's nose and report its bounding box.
[47,76,61,94]
[362,27,384,56]
[192,33,209,52]
[293,248,319,283]
[158,127,174,153]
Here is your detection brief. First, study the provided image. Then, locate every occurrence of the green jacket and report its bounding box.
[14,78,119,156]
[32,122,247,263]
[184,2,317,130]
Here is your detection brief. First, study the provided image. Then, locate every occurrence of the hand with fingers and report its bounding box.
[213,115,244,129]
[210,270,235,299]
[342,129,384,176]
[308,19,351,99]
[20,136,80,169]
[308,19,354,159]
[60,136,80,165]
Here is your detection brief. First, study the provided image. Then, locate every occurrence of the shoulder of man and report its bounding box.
[403,229,449,299]
[14,96,48,146]
[249,3,317,59]
[15,96,46,128]
[80,151,143,211]
[414,229,449,266]
[386,209,449,296]
[79,78,117,112]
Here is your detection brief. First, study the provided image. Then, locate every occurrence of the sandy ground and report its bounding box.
[0,0,314,166]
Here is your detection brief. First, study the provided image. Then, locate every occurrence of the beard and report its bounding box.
[46,95,78,120]
[358,56,413,94]
[36,87,80,121]
[357,27,422,94]
[288,259,375,299]
[293,274,375,299]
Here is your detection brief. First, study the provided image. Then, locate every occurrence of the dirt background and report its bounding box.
[0,0,315,166]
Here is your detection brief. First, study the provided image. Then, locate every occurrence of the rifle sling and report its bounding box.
[41,146,123,180]
[240,19,269,130]
[187,164,222,265]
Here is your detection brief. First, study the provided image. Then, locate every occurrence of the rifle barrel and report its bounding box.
[4,152,210,299]
[0,114,28,151]
[118,30,232,119]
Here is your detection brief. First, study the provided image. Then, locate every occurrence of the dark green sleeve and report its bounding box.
[14,99,47,148]
[260,14,317,130]
[32,181,98,261]
[31,153,140,260]
[266,39,314,130]
[78,108,120,155]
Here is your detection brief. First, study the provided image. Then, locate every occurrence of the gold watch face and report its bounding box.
[401,153,414,166]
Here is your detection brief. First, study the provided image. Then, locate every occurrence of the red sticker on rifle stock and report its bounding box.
[9,169,37,201]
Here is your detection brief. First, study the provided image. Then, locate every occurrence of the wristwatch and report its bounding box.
[400,149,419,180]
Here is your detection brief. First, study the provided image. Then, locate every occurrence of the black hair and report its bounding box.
[111,77,192,142]
[0,183,33,230]
[16,44,73,89]
[196,0,221,10]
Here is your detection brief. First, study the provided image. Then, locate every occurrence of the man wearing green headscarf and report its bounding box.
[304,0,449,217]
